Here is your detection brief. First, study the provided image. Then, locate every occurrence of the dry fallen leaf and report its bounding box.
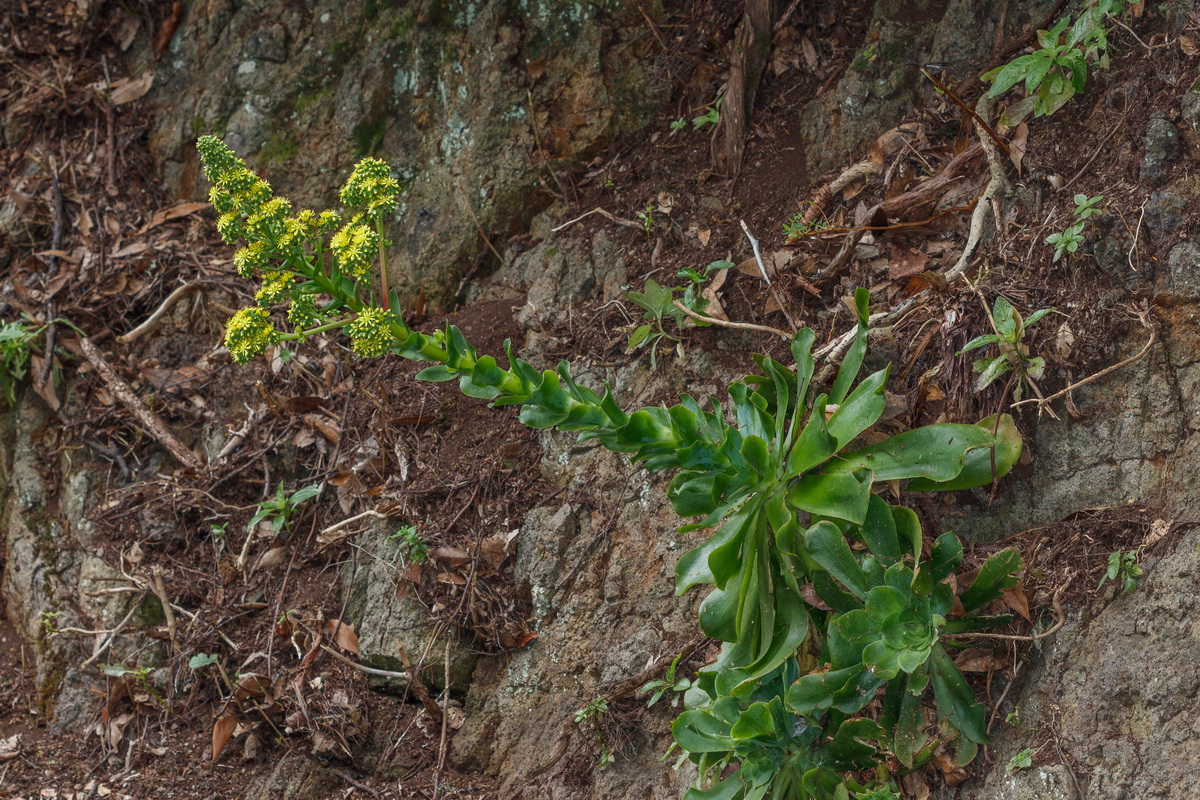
[253,547,287,571]
[0,733,20,761]
[324,619,360,654]
[1145,518,1171,546]
[211,714,237,764]
[887,246,931,280]
[140,201,209,234]
[1008,122,1029,174]
[1001,584,1031,621]
[434,546,471,565]
[954,649,1009,673]
[105,72,154,105]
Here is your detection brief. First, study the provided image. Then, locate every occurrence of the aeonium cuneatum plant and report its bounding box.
[197,137,1025,798]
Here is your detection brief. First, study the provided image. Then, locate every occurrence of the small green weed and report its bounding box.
[389,524,429,564]
[574,696,615,768]
[691,97,721,131]
[1006,747,1036,773]
[669,117,688,135]
[959,295,1053,400]
[1046,194,1103,262]
[39,610,62,637]
[248,482,322,535]
[636,203,656,237]
[0,316,85,406]
[189,653,220,669]
[984,0,1127,122]
[782,208,829,240]
[624,262,728,368]
[1099,549,1142,594]
[638,652,693,709]
[1005,706,1022,726]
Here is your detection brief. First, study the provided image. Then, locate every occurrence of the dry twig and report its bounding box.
[80,338,206,471]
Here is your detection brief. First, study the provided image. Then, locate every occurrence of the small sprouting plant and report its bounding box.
[1007,747,1036,773]
[959,296,1053,401]
[0,316,84,406]
[1072,193,1104,221]
[189,653,220,669]
[984,0,1126,122]
[691,97,721,131]
[625,262,727,368]
[0,320,37,406]
[574,696,615,768]
[39,610,62,637]
[669,117,688,135]
[636,203,656,237]
[1099,549,1142,594]
[1046,194,1103,262]
[782,209,829,240]
[248,482,322,535]
[1005,706,1022,726]
[389,524,428,564]
[638,652,694,709]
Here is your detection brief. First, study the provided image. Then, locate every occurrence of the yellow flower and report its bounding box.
[330,216,377,276]
[255,271,294,306]
[340,157,400,218]
[346,307,393,357]
[232,241,271,278]
[288,294,321,328]
[224,307,276,363]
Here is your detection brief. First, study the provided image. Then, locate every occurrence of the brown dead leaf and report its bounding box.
[436,572,468,586]
[1000,584,1031,621]
[303,414,341,445]
[212,714,237,764]
[235,673,272,700]
[902,772,931,800]
[324,619,360,654]
[954,649,1008,673]
[801,37,819,70]
[933,751,969,786]
[0,733,20,761]
[434,546,471,565]
[1008,122,1029,174]
[887,246,931,279]
[253,547,287,571]
[139,201,209,234]
[106,72,154,105]
[281,396,323,414]
[799,584,831,611]
[1181,33,1198,56]
[697,228,711,247]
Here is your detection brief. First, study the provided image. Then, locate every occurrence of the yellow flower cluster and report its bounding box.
[339,157,400,218]
[255,271,295,306]
[345,307,394,357]
[287,294,321,329]
[224,307,276,364]
[329,215,378,276]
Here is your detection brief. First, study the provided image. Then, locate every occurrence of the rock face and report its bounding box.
[796,0,1059,178]
[962,525,1200,800]
[149,0,662,301]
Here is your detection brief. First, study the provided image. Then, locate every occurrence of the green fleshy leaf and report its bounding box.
[929,646,988,744]
[826,367,889,450]
[906,415,1022,491]
[806,523,871,599]
[788,470,871,524]
[930,532,963,582]
[959,547,1021,612]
